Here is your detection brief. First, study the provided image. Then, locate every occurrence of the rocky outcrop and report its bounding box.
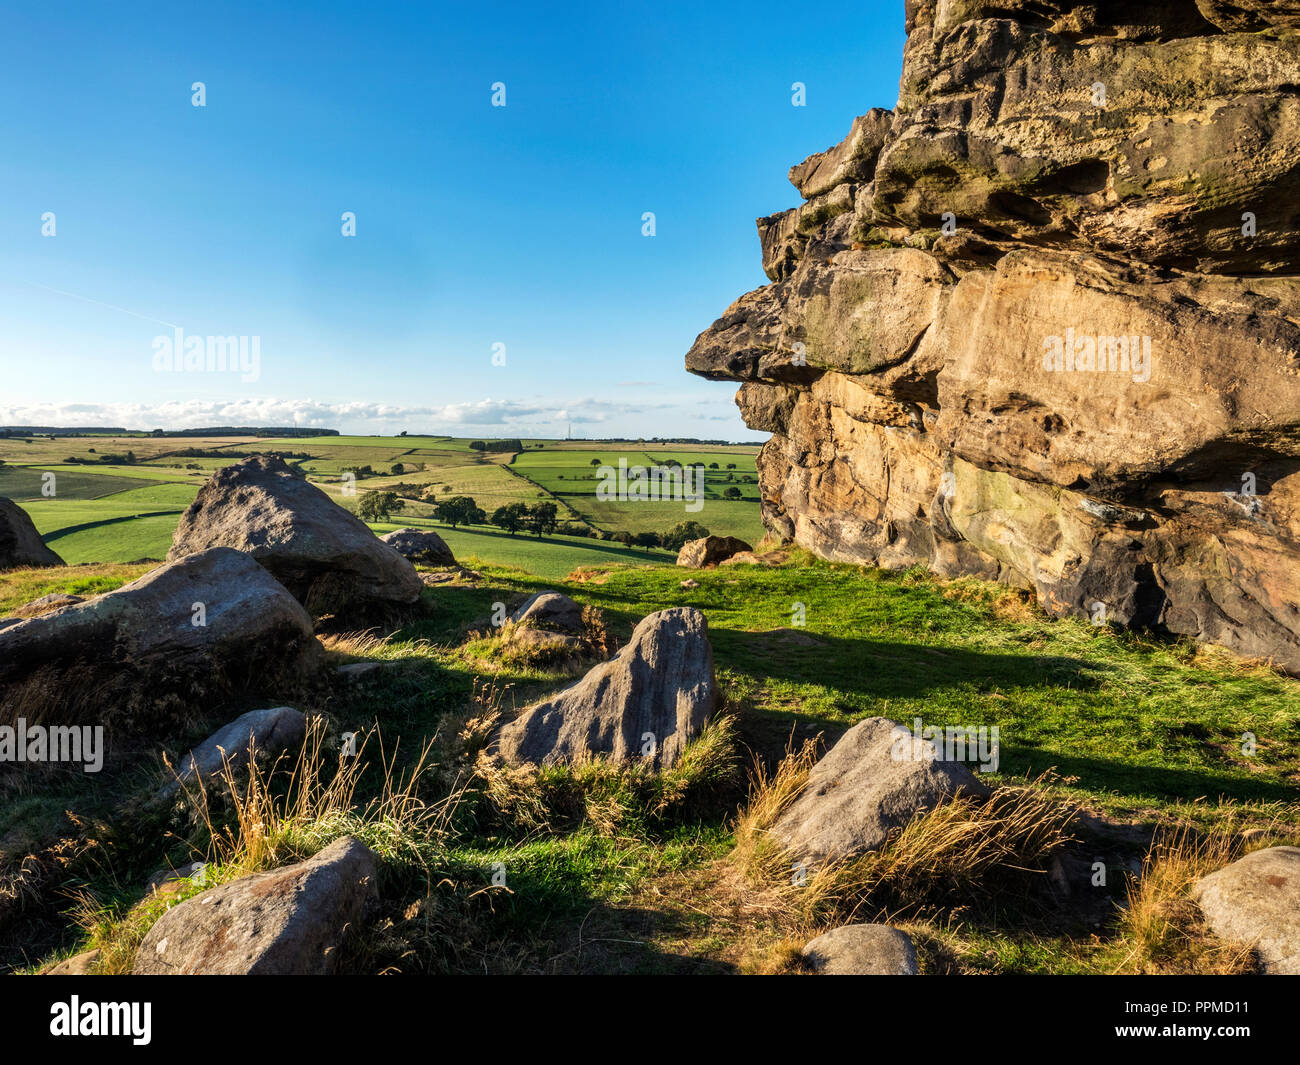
[380,528,456,566]
[1193,845,1300,974]
[134,837,378,975]
[676,535,753,568]
[0,499,63,570]
[801,924,919,975]
[772,717,988,863]
[687,1,1300,671]
[0,548,319,729]
[495,607,715,770]
[169,456,421,616]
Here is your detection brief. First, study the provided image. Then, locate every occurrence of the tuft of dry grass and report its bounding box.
[733,742,1076,928]
[474,714,742,839]
[74,715,465,974]
[1104,808,1300,975]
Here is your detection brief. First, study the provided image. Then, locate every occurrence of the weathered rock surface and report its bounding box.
[687,1,1300,672]
[772,717,988,863]
[509,590,584,633]
[134,837,378,975]
[0,498,63,570]
[677,535,754,568]
[42,949,101,975]
[495,607,715,770]
[1193,846,1300,974]
[380,528,456,566]
[168,455,421,616]
[801,924,919,975]
[159,706,308,799]
[0,548,319,727]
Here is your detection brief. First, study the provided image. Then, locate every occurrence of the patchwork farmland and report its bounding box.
[0,431,764,570]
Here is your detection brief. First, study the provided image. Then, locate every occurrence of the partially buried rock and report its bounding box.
[509,590,584,633]
[157,706,307,800]
[772,717,988,863]
[168,455,421,616]
[1193,846,1300,974]
[0,547,319,728]
[134,837,378,975]
[0,498,64,570]
[495,607,714,770]
[801,924,918,975]
[42,949,101,975]
[677,535,753,569]
[9,592,84,618]
[379,528,456,566]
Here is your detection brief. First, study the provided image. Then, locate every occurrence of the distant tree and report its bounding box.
[722,486,742,500]
[491,502,529,536]
[359,490,404,523]
[468,441,487,451]
[434,495,484,528]
[524,501,559,538]
[633,531,660,552]
[399,430,408,437]
[708,462,719,469]
[611,530,633,546]
[391,463,404,475]
[661,520,710,551]
[590,458,601,466]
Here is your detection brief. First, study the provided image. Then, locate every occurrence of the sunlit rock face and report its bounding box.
[687,0,1300,671]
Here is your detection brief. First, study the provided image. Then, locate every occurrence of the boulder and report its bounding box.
[134,837,379,975]
[509,590,584,633]
[158,706,307,800]
[772,717,989,863]
[801,924,918,975]
[495,607,715,770]
[1193,846,1300,974]
[677,536,754,569]
[0,498,63,570]
[0,547,319,728]
[168,455,421,615]
[379,528,456,566]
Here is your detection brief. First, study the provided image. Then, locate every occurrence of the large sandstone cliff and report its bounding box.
[687,0,1300,671]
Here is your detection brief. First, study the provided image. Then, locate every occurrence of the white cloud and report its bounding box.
[0,394,747,436]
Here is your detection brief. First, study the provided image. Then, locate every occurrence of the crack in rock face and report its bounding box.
[685,0,1300,673]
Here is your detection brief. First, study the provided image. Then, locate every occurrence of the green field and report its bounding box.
[0,432,763,566]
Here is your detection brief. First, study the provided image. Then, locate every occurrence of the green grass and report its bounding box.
[0,467,159,500]
[3,546,1299,975]
[370,519,675,576]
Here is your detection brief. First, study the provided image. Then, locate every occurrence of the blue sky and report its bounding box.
[0,0,905,439]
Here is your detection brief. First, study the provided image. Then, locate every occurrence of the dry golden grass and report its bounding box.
[473,714,742,839]
[1104,807,1300,974]
[74,715,463,974]
[732,741,1076,929]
